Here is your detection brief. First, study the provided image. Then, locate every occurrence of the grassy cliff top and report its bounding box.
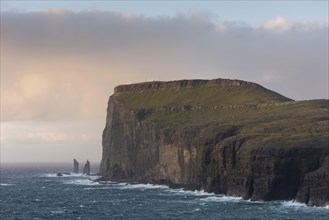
[115,78,292,110]
[147,99,328,144]
[112,78,328,146]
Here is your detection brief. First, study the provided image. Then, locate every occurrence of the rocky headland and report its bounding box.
[99,78,329,206]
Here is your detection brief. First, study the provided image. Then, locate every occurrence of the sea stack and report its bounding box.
[73,159,79,173]
[83,160,91,175]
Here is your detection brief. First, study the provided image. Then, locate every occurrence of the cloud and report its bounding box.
[1,11,328,122]
[1,10,328,163]
[259,16,328,32]
[45,8,69,14]
[1,120,103,162]
[260,16,292,32]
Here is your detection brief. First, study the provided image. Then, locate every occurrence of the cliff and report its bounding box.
[99,78,329,206]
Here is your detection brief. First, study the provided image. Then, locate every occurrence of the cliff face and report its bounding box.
[100,78,329,206]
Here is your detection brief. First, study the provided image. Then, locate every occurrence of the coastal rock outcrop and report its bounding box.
[73,159,79,174]
[99,78,329,206]
[294,155,329,206]
[83,160,91,175]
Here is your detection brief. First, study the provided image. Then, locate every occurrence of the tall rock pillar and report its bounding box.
[73,159,79,173]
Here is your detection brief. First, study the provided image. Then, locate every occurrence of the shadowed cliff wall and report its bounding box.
[100,79,329,206]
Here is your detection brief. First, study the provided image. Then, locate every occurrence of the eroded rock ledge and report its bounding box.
[100,78,329,206]
[114,78,252,95]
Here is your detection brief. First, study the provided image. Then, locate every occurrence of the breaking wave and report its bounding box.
[166,188,215,197]
[200,195,243,202]
[0,183,13,186]
[41,173,86,178]
[115,183,169,190]
[281,200,329,210]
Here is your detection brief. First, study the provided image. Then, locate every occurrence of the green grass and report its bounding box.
[116,84,291,110]
[146,100,327,146]
[114,81,328,147]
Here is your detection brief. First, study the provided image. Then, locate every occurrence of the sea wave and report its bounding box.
[115,183,169,190]
[83,186,111,190]
[200,195,243,202]
[0,183,12,186]
[281,200,329,210]
[41,173,85,178]
[40,172,101,186]
[193,208,201,212]
[281,200,308,208]
[166,188,215,197]
[98,180,112,184]
[50,209,66,214]
[63,178,99,186]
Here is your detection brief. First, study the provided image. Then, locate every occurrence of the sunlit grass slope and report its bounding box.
[114,79,328,146]
[117,83,291,110]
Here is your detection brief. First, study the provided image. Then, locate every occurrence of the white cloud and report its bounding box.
[259,15,329,32]
[260,16,292,32]
[45,8,68,14]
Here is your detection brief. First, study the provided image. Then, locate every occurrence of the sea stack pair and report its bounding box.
[73,159,90,175]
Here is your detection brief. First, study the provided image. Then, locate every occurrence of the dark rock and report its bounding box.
[56,172,63,177]
[99,79,329,206]
[295,155,329,206]
[83,160,91,175]
[114,78,251,95]
[73,159,79,173]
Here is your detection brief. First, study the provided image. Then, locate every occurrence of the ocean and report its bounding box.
[0,163,328,220]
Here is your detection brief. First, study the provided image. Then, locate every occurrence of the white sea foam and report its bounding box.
[200,195,243,202]
[166,188,215,197]
[40,172,101,186]
[193,208,201,212]
[192,190,215,196]
[83,186,111,190]
[41,173,85,178]
[281,200,329,211]
[64,178,99,186]
[245,199,266,204]
[50,210,65,214]
[0,183,12,186]
[282,200,308,208]
[116,183,169,190]
[99,180,112,184]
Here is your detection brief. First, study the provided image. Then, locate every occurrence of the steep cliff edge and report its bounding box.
[100,78,329,206]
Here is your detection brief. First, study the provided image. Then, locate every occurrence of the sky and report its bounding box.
[1,1,328,164]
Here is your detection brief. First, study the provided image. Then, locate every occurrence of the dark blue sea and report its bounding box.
[1,163,328,220]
